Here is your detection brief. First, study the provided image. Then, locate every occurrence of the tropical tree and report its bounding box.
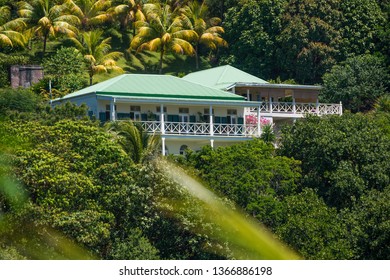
[0,5,26,50]
[105,120,160,164]
[112,0,145,36]
[321,54,389,113]
[275,0,341,84]
[180,0,227,69]
[17,0,80,54]
[65,0,113,31]
[130,2,198,74]
[68,30,123,85]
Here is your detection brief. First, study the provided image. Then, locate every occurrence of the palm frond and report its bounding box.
[173,30,198,41]
[92,64,107,74]
[56,15,81,26]
[102,51,123,61]
[170,38,195,55]
[84,54,96,63]
[143,37,162,51]
[206,26,224,34]
[0,33,13,47]
[89,13,112,25]
[2,18,27,32]
[64,0,84,20]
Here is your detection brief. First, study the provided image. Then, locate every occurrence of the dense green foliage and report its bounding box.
[220,0,388,85]
[321,54,389,112]
[178,112,390,260]
[1,0,389,260]
[279,113,390,209]
[0,0,387,89]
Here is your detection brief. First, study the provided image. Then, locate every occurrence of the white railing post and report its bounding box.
[269,97,273,113]
[210,139,214,148]
[160,104,165,135]
[209,105,214,136]
[292,98,296,114]
[110,98,116,121]
[339,101,343,116]
[316,99,320,115]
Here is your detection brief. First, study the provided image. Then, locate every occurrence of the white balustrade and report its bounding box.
[249,102,341,115]
[138,121,259,137]
[141,121,161,133]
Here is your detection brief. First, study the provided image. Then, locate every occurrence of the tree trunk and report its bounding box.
[195,43,199,70]
[159,48,164,74]
[43,33,48,54]
[89,73,93,85]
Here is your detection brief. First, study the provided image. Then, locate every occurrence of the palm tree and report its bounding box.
[69,30,123,85]
[112,0,145,36]
[0,6,26,50]
[64,0,113,31]
[130,2,198,74]
[105,120,161,164]
[180,1,227,69]
[17,0,80,54]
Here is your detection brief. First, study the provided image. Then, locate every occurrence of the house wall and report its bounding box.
[54,94,98,115]
[235,87,319,103]
[98,101,246,121]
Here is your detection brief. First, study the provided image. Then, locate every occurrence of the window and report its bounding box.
[106,104,117,111]
[130,105,141,121]
[227,109,237,124]
[179,108,189,114]
[227,109,237,115]
[204,108,214,115]
[156,106,167,113]
[179,145,188,155]
[130,105,141,112]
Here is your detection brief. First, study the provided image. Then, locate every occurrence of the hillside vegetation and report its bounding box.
[0,0,389,260]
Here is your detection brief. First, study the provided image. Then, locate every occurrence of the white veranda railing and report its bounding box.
[140,121,259,137]
[249,102,342,115]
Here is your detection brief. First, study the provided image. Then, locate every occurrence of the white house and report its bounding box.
[52,66,342,154]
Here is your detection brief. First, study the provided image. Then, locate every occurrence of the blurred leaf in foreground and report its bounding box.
[157,159,300,260]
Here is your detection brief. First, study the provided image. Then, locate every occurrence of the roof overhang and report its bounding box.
[226,83,322,91]
[97,94,261,107]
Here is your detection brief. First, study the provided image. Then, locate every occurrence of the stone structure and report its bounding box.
[10,65,44,88]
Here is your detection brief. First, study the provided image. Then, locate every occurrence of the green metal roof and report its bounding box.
[58,74,245,101]
[182,65,268,89]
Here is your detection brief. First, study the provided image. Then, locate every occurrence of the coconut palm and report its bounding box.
[112,0,145,36]
[69,30,123,85]
[17,0,80,54]
[105,120,161,164]
[64,0,113,31]
[130,2,198,74]
[180,1,227,69]
[0,6,26,50]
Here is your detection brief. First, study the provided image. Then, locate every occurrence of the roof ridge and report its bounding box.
[99,74,128,90]
[215,65,230,86]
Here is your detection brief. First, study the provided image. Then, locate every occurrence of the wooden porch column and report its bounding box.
[257,105,261,137]
[210,139,214,149]
[160,104,165,135]
[339,101,343,116]
[269,97,273,113]
[209,105,214,136]
[161,137,166,156]
[246,89,250,101]
[316,98,320,115]
[110,98,116,121]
